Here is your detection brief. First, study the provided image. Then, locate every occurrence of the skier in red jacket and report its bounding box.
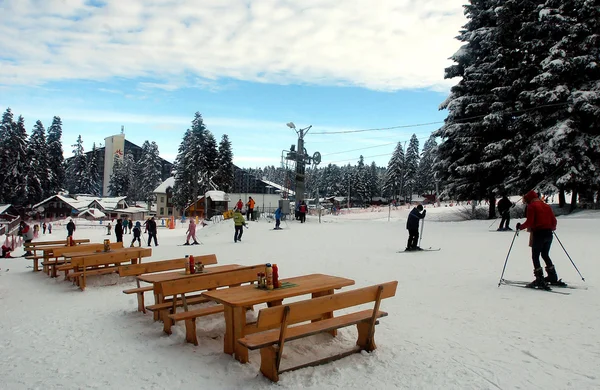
[516,190,562,289]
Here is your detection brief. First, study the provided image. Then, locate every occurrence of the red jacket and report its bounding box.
[519,199,557,231]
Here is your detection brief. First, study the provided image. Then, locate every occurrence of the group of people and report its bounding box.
[405,190,563,289]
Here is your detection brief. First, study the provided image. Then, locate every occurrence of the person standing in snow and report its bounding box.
[405,204,426,251]
[274,206,282,230]
[107,222,112,235]
[516,190,562,289]
[233,208,247,243]
[497,195,514,231]
[42,222,47,234]
[246,197,255,221]
[130,221,142,247]
[47,222,52,234]
[122,218,129,235]
[66,219,76,238]
[20,221,34,256]
[115,219,123,243]
[299,201,307,223]
[185,218,199,245]
[146,217,158,246]
[236,199,244,212]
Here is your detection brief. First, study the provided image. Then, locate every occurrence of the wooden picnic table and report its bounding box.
[65,246,148,263]
[137,264,243,284]
[201,273,355,363]
[25,239,91,271]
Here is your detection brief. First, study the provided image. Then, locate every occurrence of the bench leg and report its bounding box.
[33,259,39,272]
[312,289,336,336]
[136,292,146,313]
[260,346,280,382]
[184,318,198,346]
[162,310,173,334]
[356,321,376,351]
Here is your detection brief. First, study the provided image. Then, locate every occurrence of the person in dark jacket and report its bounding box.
[497,195,514,231]
[130,221,142,247]
[115,219,123,243]
[406,204,426,251]
[146,217,158,246]
[66,219,76,238]
[516,190,562,289]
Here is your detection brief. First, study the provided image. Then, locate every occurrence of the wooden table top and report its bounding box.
[137,264,243,284]
[65,246,148,259]
[202,274,355,307]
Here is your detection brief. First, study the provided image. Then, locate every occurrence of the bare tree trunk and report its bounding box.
[569,189,578,213]
[558,188,566,208]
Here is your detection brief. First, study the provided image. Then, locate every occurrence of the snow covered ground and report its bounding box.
[1,204,599,390]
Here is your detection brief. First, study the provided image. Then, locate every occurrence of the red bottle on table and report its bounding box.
[272,264,279,288]
[189,255,195,274]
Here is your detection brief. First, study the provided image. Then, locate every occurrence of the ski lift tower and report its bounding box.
[282,122,321,205]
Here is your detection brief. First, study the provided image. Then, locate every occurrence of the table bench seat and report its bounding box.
[168,305,225,345]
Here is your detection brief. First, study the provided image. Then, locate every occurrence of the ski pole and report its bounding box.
[418,217,425,248]
[498,229,519,287]
[488,218,498,229]
[553,231,585,281]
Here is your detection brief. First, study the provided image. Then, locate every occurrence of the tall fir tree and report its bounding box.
[384,142,405,200]
[107,153,128,196]
[4,115,29,205]
[0,108,16,203]
[173,129,194,209]
[417,135,438,194]
[47,116,65,194]
[84,143,102,196]
[25,120,49,204]
[404,134,420,201]
[66,135,87,194]
[140,141,163,206]
[215,134,234,192]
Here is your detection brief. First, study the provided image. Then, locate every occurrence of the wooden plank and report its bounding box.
[118,258,187,277]
[169,305,224,321]
[157,264,263,297]
[239,310,388,349]
[123,286,153,294]
[25,239,90,248]
[256,281,397,330]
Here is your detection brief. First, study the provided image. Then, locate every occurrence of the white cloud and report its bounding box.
[0,0,466,91]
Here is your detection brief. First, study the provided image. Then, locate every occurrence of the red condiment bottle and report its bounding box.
[189,255,195,274]
[272,264,279,288]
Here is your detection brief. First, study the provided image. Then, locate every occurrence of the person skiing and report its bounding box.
[184,219,199,245]
[516,190,563,289]
[497,195,514,231]
[406,204,426,251]
[107,222,112,235]
[66,219,76,238]
[246,197,255,221]
[233,208,247,243]
[130,221,142,247]
[274,206,282,230]
[115,219,123,243]
[146,217,158,246]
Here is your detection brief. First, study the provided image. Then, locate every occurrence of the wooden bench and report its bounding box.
[57,242,124,279]
[24,239,90,271]
[237,281,398,382]
[118,255,218,313]
[151,264,264,344]
[41,243,108,277]
[67,247,152,290]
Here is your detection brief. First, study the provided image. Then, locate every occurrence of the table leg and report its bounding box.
[223,305,235,355]
[312,289,336,336]
[232,306,249,363]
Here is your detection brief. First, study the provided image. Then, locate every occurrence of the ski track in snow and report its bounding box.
[1,206,599,389]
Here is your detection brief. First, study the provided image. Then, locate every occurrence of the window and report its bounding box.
[160,197,164,203]
[160,207,164,215]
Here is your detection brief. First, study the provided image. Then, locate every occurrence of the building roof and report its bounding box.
[154,177,175,194]
[0,204,15,215]
[33,194,128,212]
[205,190,229,202]
[260,179,295,196]
[78,208,106,219]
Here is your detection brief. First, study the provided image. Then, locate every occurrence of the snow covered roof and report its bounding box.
[154,177,175,194]
[0,204,15,215]
[205,191,229,202]
[78,208,106,219]
[260,179,295,196]
[33,194,91,211]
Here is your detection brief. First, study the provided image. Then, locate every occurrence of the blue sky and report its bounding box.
[0,0,466,168]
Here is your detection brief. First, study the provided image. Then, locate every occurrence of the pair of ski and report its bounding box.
[500,279,586,295]
[397,247,441,253]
